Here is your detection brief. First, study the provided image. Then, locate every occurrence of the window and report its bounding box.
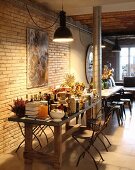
[119,47,135,80]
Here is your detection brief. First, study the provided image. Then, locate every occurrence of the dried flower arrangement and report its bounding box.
[10,98,25,117]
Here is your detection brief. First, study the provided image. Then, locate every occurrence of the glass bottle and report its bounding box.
[38,92,42,101]
[30,95,33,102]
[26,94,29,103]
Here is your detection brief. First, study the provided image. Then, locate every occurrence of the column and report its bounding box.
[93,6,102,97]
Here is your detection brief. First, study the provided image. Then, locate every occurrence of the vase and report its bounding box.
[104,80,109,89]
[14,106,25,117]
[108,78,112,88]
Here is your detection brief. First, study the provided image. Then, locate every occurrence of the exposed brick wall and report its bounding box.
[0,0,70,153]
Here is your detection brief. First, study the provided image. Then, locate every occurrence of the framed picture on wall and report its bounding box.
[27,28,48,88]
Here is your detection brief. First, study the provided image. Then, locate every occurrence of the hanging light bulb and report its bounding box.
[101,40,106,48]
[53,10,74,43]
[90,41,106,48]
[112,38,121,52]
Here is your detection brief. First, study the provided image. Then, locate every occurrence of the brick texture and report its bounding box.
[0,0,70,153]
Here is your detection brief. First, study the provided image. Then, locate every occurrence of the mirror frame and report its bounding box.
[85,44,93,83]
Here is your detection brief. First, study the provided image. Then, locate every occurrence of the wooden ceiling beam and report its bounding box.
[70,10,135,39]
[102,31,135,37]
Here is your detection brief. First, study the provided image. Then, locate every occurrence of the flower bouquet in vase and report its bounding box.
[10,98,25,117]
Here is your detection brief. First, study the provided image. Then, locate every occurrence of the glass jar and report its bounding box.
[38,101,48,119]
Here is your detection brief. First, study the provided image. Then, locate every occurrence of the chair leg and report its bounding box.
[100,131,111,147]
[76,151,85,167]
[76,145,91,166]
[85,147,99,170]
[122,105,126,119]
[73,136,99,170]
[97,135,108,152]
[92,144,104,161]
[128,102,132,115]
[77,149,99,170]
[115,109,121,126]
[119,105,124,122]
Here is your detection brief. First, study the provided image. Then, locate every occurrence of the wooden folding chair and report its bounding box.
[72,123,104,169]
[87,106,113,152]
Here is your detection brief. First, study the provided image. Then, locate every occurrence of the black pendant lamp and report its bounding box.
[53,10,74,43]
[112,38,121,52]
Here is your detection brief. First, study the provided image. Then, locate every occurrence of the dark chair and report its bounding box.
[87,106,113,151]
[120,89,132,115]
[72,107,112,169]
[111,104,123,126]
[72,125,104,169]
[107,92,126,121]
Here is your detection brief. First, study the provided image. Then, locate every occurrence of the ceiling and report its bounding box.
[32,0,135,40]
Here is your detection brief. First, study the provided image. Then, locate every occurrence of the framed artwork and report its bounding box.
[85,44,93,83]
[27,28,48,88]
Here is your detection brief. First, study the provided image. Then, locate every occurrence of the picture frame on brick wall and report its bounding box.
[27,28,48,88]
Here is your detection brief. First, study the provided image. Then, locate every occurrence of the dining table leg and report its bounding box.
[24,123,33,170]
[54,126,62,170]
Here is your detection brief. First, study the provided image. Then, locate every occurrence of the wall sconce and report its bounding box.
[53,10,74,43]
[112,38,121,52]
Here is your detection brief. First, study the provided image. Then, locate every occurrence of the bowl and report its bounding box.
[50,109,65,122]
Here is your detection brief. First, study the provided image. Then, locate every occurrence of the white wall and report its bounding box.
[69,27,92,85]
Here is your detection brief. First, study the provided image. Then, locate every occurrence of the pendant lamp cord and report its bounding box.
[62,0,63,10]
[26,3,59,30]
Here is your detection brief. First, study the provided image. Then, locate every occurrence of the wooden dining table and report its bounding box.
[102,86,123,99]
[8,99,101,170]
[101,86,123,110]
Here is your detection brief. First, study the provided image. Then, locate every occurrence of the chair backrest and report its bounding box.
[87,106,112,143]
[100,107,112,132]
[91,111,111,143]
[95,107,104,119]
[89,107,109,139]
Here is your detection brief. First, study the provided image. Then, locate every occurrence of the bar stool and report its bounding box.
[107,102,123,126]
[112,105,123,126]
[120,98,132,115]
[121,91,133,104]
[108,92,126,121]
[119,89,133,115]
[111,101,126,119]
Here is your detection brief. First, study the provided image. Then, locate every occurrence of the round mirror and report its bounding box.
[85,44,93,83]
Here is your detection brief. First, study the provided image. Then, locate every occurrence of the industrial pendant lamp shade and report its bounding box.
[112,38,121,52]
[53,10,74,43]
